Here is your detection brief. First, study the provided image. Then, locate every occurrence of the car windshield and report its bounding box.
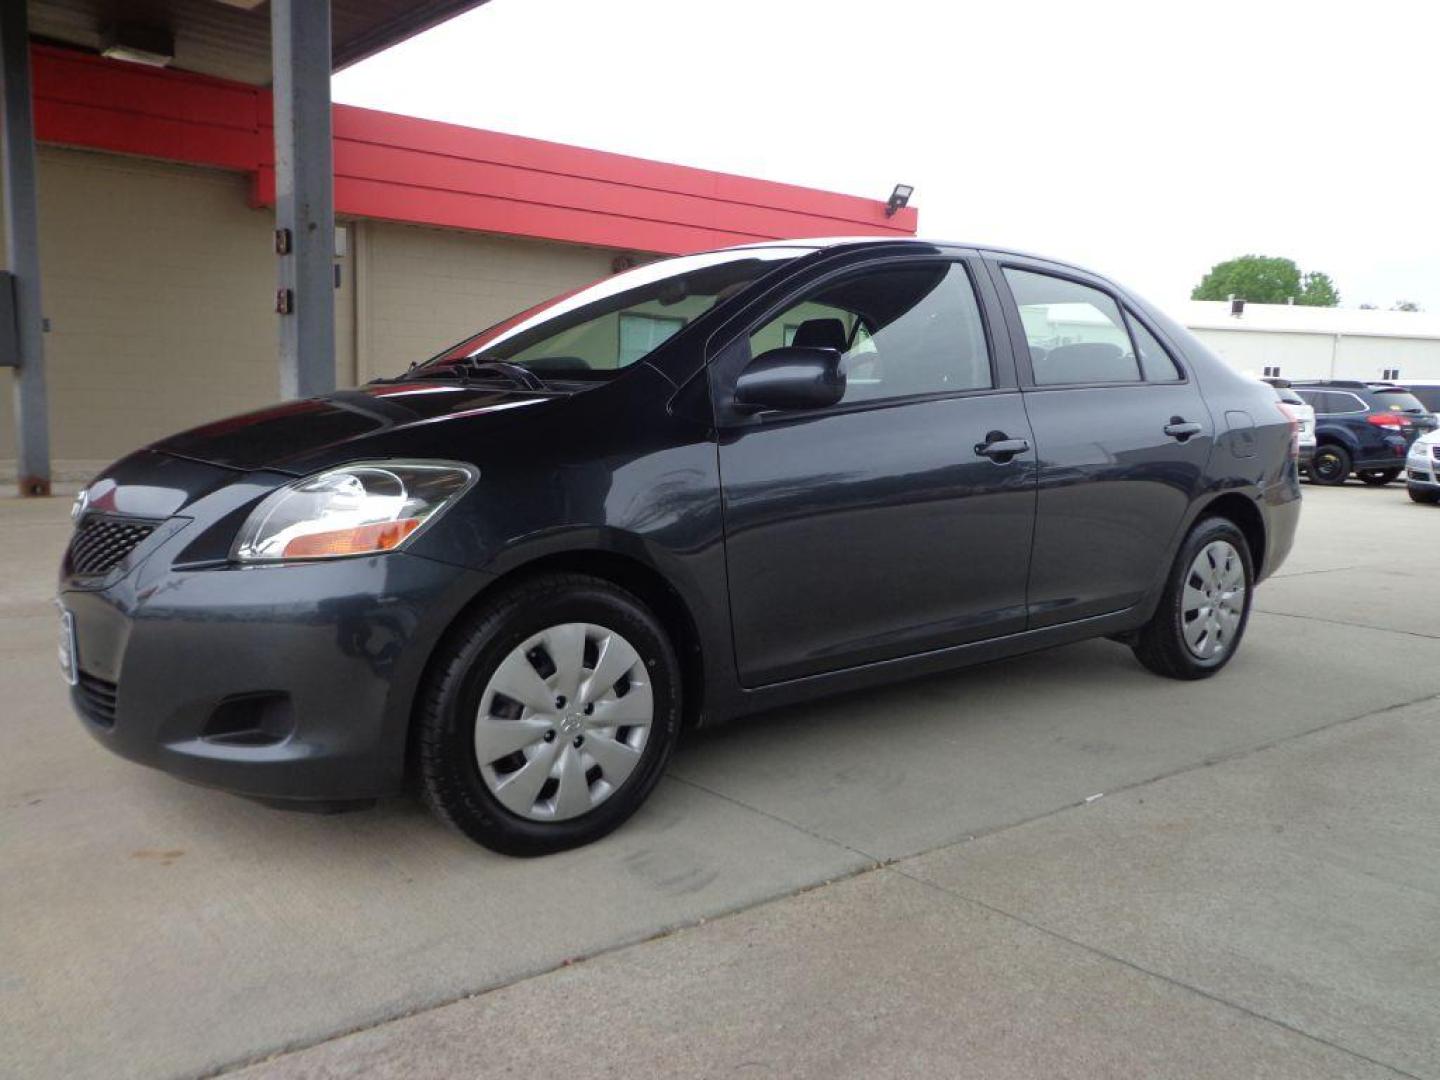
[1372,388,1427,412]
[415,247,806,381]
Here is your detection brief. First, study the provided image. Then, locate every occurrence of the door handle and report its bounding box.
[1164,418,1203,441]
[975,431,1031,461]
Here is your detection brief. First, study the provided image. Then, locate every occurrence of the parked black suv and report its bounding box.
[1292,380,1437,485]
[59,238,1300,854]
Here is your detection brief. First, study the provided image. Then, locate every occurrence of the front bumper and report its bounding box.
[59,477,491,803]
[1408,448,1440,489]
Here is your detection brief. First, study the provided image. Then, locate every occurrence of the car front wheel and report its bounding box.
[1131,517,1254,680]
[1410,485,1440,505]
[416,574,681,856]
[1307,445,1350,485]
[1357,468,1401,486]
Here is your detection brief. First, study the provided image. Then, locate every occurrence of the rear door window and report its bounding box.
[1004,269,1141,385]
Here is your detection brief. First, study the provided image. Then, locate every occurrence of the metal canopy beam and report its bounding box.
[271,0,336,400]
[2,0,50,496]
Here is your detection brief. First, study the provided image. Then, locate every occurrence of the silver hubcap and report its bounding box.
[1181,540,1246,660]
[475,622,653,822]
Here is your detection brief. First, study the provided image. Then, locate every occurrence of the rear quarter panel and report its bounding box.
[1130,302,1301,584]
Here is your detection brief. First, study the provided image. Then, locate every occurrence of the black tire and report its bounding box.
[1410,485,1440,505]
[1307,445,1350,485]
[1357,468,1401,486]
[416,573,681,856]
[1131,517,1254,681]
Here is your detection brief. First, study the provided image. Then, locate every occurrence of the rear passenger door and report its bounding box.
[988,258,1214,627]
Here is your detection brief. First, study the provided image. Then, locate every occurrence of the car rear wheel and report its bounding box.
[416,574,681,856]
[1357,468,1401,486]
[1307,445,1350,485]
[1410,485,1440,505]
[1131,517,1253,681]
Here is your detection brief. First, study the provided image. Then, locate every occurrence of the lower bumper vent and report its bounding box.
[75,672,118,728]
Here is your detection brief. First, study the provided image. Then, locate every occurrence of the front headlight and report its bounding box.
[232,461,476,563]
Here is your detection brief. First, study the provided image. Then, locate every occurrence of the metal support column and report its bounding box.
[1,0,51,496]
[271,0,336,399]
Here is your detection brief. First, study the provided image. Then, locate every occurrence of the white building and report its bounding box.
[1172,301,1440,384]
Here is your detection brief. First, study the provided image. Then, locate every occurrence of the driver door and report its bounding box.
[712,257,1038,687]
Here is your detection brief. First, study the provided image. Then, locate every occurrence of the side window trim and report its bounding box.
[709,253,1015,425]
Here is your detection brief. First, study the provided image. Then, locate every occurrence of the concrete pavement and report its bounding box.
[239,706,1440,1080]
[3,481,1438,1078]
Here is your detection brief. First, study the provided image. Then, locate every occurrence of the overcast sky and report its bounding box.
[333,0,1440,314]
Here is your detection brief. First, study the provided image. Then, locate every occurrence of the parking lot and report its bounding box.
[3,482,1438,1079]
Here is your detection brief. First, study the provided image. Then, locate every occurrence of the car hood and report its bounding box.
[152,382,552,472]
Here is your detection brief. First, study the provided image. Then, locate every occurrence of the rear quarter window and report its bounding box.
[1124,313,1184,381]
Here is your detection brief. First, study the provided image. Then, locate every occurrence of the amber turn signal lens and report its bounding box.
[281,518,422,559]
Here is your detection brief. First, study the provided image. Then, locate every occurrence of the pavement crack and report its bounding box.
[1253,607,1440,641]
[665,771,882,865]
[1269,565,1363,579]
[892,865,1423,1080]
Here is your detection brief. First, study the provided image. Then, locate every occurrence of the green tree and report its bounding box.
[1191,255,1342,307]
[1191,256,1302,304]
[1392,300,1421,312]
[1298,271,1340,307]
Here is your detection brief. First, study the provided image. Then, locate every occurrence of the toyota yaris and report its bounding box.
[59,239,1300,854]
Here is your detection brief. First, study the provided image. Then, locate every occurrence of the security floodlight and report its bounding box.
[885,184,914,217]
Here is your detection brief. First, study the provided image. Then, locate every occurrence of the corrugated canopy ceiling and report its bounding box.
[27,0,490,84]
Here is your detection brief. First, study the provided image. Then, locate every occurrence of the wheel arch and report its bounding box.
[405,539,711,786]
[1195,491,1267,577]
[1314,426,1358,453]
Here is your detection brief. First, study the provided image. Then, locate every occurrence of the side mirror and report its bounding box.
[734,346,846,411]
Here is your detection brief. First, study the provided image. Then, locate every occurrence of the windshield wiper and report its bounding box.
[400,358,549,391]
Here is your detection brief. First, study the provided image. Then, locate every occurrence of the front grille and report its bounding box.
[67,515,160,577]
[1432,444,1440,461]
[75,672,118,728]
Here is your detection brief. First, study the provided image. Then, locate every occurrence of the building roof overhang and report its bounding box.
[27,0,491,85]
[30,44,919,254]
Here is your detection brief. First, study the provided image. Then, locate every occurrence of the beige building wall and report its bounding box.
[0,147,276,465]
[355,222,616,381]
[0,147,627,475]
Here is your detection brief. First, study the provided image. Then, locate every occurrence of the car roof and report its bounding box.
[1295,381,1422,392]
[716,236,1107,278]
